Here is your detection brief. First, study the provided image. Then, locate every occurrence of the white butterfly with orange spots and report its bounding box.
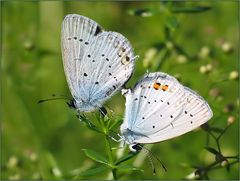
[120,72,213,152]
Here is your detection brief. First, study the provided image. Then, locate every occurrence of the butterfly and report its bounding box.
[120,72,213,152]
[61,14,136,112]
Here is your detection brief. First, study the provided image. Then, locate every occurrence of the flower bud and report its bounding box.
[176,55,187,64]
[143,48,157,68]
[199,46,210,59]
[222,42,233,53]
[227,116,235,125]
[166,41,174,50]
[24,40,34,51]
[30,152,38,162]
[199,65,207,74]
[229,71,239,80]
[7,156,18,169]
[221,160,229,167]
[206,64,213,72]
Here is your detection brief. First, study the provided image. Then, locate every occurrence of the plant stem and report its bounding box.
[105,135,117,180]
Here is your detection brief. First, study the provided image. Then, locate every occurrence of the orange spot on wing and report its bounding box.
[162,85,169,91]
[153,82,161,90]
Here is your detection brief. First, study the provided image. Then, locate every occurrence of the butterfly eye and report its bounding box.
[129,144,142,153]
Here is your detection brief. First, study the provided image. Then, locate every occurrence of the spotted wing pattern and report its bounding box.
[61,14,135,112]
[121,72,213,144]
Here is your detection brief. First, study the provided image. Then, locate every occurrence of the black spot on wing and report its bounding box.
[94,26,102,36]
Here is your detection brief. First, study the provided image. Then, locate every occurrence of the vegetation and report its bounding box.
[1,1,239,180]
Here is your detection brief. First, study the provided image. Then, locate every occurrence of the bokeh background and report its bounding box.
[1,1,239,180]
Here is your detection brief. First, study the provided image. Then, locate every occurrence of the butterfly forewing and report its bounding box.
[61,14,102,100]
[61,14,135,112]
[79,32,135,104]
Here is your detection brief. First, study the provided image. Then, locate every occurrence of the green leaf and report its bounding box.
[115,151,138,165]
[205,147,219,155]
[210,127,224,133]
[172,6,212,14]
[78,115,104,134]
[77,165,109,177]
[165,15,179,30]
[82,149,109,165]
[127,8,159,17]
[108,116,123,131]
[117,165,143,172]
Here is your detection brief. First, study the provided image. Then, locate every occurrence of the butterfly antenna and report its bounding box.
[136,144,156,175]
[138,144,167,172]
[131,55,139,61]
[38,96,71,104]
[147,150,156,175]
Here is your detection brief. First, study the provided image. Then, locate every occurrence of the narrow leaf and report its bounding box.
[127,8,159,17]
[205,147,219,155]
[115,152,138,165]
[165,15,179,30]
[78,115,104,134]
[82,149,109,165]
[117,165,143,172]
[108,117,123,131]
[210,127,224,133]
[78,165,109,177]
[172,6,212,14]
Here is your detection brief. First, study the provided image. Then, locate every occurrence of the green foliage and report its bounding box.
[1,1,239,180]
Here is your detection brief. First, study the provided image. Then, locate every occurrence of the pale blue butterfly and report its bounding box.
[120,72,213,152]
[61,14,137,112]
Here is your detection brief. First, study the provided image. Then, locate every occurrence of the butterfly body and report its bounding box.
[120,72,213,146]
[61,14,136,112]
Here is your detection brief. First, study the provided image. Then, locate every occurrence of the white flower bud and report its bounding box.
[227,116,235,125]
[229,71,239,80]
[199,46,210,58]
[222,42,233,53]
[176,55,187,64]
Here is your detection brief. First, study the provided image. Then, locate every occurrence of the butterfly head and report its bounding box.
[67,99,98,112]
[129,143,142,153]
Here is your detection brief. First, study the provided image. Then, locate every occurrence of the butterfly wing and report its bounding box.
[62,14,135,111]
[121,72,213,144]
[78,31,135,107]
[61,14,102,100]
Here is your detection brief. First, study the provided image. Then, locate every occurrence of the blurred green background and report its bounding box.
[1,1,239,180]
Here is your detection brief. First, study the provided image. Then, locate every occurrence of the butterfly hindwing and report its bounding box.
[121,72,213,144]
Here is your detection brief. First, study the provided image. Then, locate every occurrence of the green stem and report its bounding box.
[105,135,117,180]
